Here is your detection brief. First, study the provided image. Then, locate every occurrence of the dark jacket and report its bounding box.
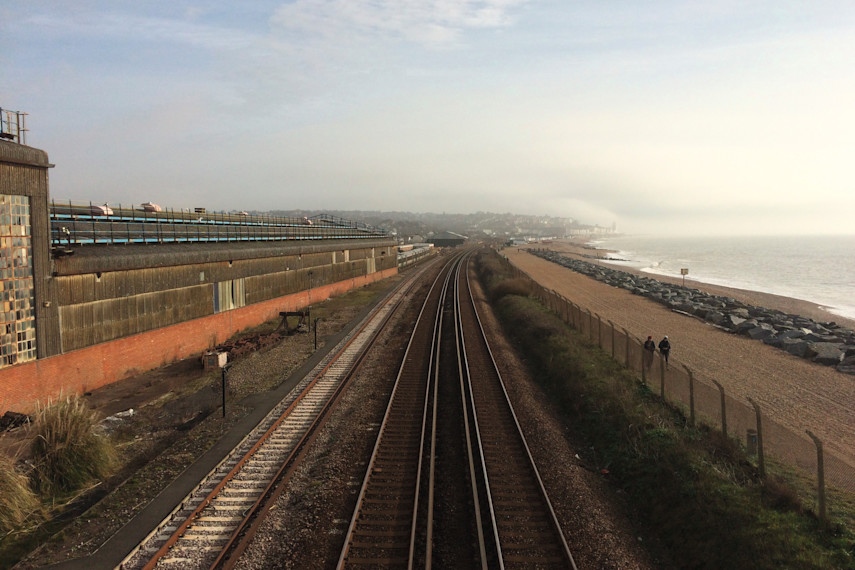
[658,338,671,352]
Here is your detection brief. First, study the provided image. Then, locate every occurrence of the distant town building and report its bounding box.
[428,231,467,248]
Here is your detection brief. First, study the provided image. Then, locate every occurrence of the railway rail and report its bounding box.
[338,250,576,568]
[117,261,431,570]
[115,248,575,569]
[337,248,458,568]
[456,256,576,569]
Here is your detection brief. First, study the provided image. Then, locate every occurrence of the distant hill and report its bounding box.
[265,209,609,243]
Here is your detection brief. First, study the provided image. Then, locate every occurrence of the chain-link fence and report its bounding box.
[510,259,854,528]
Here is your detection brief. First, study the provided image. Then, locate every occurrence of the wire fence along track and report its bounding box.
[457,258,576,570]
[339,251,576,569]
[50,201,389,247]
[514,250,855,529]
[119,268,424,570]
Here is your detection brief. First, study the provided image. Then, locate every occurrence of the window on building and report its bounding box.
[0,195,35,367]
[213,278,246,313]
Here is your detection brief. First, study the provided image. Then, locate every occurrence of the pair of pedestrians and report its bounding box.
[643,335,671,371]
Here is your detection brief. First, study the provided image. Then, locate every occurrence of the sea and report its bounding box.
[585,234,855,322]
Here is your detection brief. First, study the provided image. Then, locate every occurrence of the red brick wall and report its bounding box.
[0,268,397,414]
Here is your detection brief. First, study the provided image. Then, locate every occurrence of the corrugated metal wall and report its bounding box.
[59,285,211,351]
[56,243,397,353]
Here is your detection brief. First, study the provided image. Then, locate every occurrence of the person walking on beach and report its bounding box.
[643,335,656,372]
[659,335,671,368]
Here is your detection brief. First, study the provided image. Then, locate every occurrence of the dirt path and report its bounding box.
[506,245,855,475]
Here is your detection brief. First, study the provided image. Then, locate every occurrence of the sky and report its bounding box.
[2,1,855,236]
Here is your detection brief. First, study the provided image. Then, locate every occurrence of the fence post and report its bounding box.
[596,314,603,349]
[621,327,632,368]
[711,379,727,437]
[659,353,666,398]
[682,364,695,426]
[608,320,616,359]
[747,398,766,479]
[805,430,827,528]
[587,309,593,340]
[639,335,647,383]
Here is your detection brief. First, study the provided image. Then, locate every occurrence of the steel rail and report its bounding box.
[452,255,492,569]
[417,252,468,568]
[119,265,426,570]
[459,254,577,569]
[210,264,429,569]
[336,252,466,568]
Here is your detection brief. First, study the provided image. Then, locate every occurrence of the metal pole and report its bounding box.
[806,430,827,528]
[747,398,766,479]
[221,363,230,418]
[609,320,615,359]
[641,337,647,384]
[623,328,631,368]
[711,378,727,437]
[682,364,695,426]
[314,318,320,350]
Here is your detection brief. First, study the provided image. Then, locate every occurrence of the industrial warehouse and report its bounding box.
[0,138,401,413]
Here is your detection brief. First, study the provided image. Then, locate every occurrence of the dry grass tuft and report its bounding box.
[0,453,42,535]
[29,395,117,496]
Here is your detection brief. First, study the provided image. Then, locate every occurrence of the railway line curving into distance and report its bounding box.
[117,248,577,569]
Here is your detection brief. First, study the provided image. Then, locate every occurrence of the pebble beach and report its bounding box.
[505,240,855,475]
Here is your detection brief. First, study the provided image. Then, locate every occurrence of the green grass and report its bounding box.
[476,250,855,569]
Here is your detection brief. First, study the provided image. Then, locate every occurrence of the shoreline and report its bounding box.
[548,237,855,332]
[504,244,855,471]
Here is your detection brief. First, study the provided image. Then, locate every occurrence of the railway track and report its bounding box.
[117,262,433,570]
[338,250,576,568]
[337,249,458,568]
[456,256,576,569]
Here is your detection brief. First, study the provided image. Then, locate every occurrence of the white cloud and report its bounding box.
[271,0,527,46]
[5,1,855,236]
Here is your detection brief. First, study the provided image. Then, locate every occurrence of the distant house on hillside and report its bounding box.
[428,231,467,248]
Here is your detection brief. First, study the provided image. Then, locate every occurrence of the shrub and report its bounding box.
[29,395,117,496]
[488,278,532,302]
[0,453,42,534]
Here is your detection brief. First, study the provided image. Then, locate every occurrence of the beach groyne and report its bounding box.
[530,249,855,375]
